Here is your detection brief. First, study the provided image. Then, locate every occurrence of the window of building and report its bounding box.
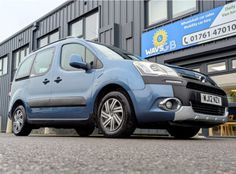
[148,0,168,25]
[211,73,236,103]
[70,20,83,37]
[69,11,99,41]
[13,46,30,71]
[192,68,200,72]
[39,31,59,48]
[173,0,197,18]
[49,32,60,43]
[207,62,226,73]
[31,48,54,76]
[61,43,98,71]
[85,12,99,40]
[15,55,35,80]
[0,56,8,76]
[232,59,236,69]
[146,0,197,26]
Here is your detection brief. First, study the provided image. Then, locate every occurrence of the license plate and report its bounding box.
[200,93,222,106]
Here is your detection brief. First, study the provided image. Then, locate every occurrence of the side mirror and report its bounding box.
[69,54,89,70]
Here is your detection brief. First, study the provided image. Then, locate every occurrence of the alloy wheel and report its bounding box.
[13,109,24,134]
[100,98,124,132]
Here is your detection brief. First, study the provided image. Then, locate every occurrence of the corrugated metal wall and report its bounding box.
[0,0,235,132]
[0,28,32,132]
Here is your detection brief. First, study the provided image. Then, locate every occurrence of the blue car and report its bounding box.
[8,37,228,138]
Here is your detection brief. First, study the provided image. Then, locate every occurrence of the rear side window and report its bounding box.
[31,48,54,76]
[15,55,35,80]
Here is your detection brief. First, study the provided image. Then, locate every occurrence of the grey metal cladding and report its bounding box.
[28,96,86,108]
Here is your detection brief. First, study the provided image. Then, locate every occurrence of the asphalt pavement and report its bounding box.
[0,134,235,174]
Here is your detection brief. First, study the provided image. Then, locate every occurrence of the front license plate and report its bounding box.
[200,93,222,106]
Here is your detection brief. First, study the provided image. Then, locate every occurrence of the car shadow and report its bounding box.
[28,134,222,141]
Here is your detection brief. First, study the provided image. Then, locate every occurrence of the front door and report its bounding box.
[50,43,97,120]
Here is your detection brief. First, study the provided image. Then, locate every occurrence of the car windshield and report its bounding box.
[89,42,141,61]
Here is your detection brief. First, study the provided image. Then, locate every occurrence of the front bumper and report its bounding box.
[131,75,228,127]
[175,106,228,123]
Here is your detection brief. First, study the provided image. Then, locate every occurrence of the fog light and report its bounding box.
[166,101,173,109]
[159,98,182,111]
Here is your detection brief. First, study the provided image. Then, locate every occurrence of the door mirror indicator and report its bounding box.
[69,54,90,70]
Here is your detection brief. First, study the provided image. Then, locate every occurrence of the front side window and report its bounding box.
[173,0,197,18]
[148,0,168,25]
[0,56,8,76]
[15,55,35,80]
[207,62,226,73]
[61,43,99,71]
[85,12,99,40]
[61,44,85,71]
[31,48,54,76]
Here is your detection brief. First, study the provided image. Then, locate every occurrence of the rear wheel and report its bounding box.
[167,126,200,139]
[12,105,32,136]
[97,91,136,138]
[75,124,95,137]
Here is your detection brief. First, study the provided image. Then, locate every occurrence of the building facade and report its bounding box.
[0,0,236,135]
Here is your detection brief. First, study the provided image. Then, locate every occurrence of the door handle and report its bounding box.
[43,79,50,85]
[54,77,62,83]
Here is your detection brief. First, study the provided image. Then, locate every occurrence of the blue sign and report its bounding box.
[141,2,236,59]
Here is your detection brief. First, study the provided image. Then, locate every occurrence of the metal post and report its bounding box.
[6,118,12,134]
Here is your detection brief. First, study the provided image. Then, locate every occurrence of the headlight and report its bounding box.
[133,61,179,77]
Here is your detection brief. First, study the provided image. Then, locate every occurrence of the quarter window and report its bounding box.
[148,0,168,25]
[173,0,197,18]
[31,48,54,76]
[207,62,226,73]
[15,55,35,80]
[0,56,8,76]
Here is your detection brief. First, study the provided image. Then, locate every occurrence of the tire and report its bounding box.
[75,124,95,137]
[12,105,32,136]
[97,91,136,138]
[167,126,200,139]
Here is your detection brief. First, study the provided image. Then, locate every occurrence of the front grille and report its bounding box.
[187,82,225,96]
[191,102,225,116]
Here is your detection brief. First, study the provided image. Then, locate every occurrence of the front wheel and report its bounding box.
[12,105,32,136]
[167,126,200,139]
[97,91,136,138]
